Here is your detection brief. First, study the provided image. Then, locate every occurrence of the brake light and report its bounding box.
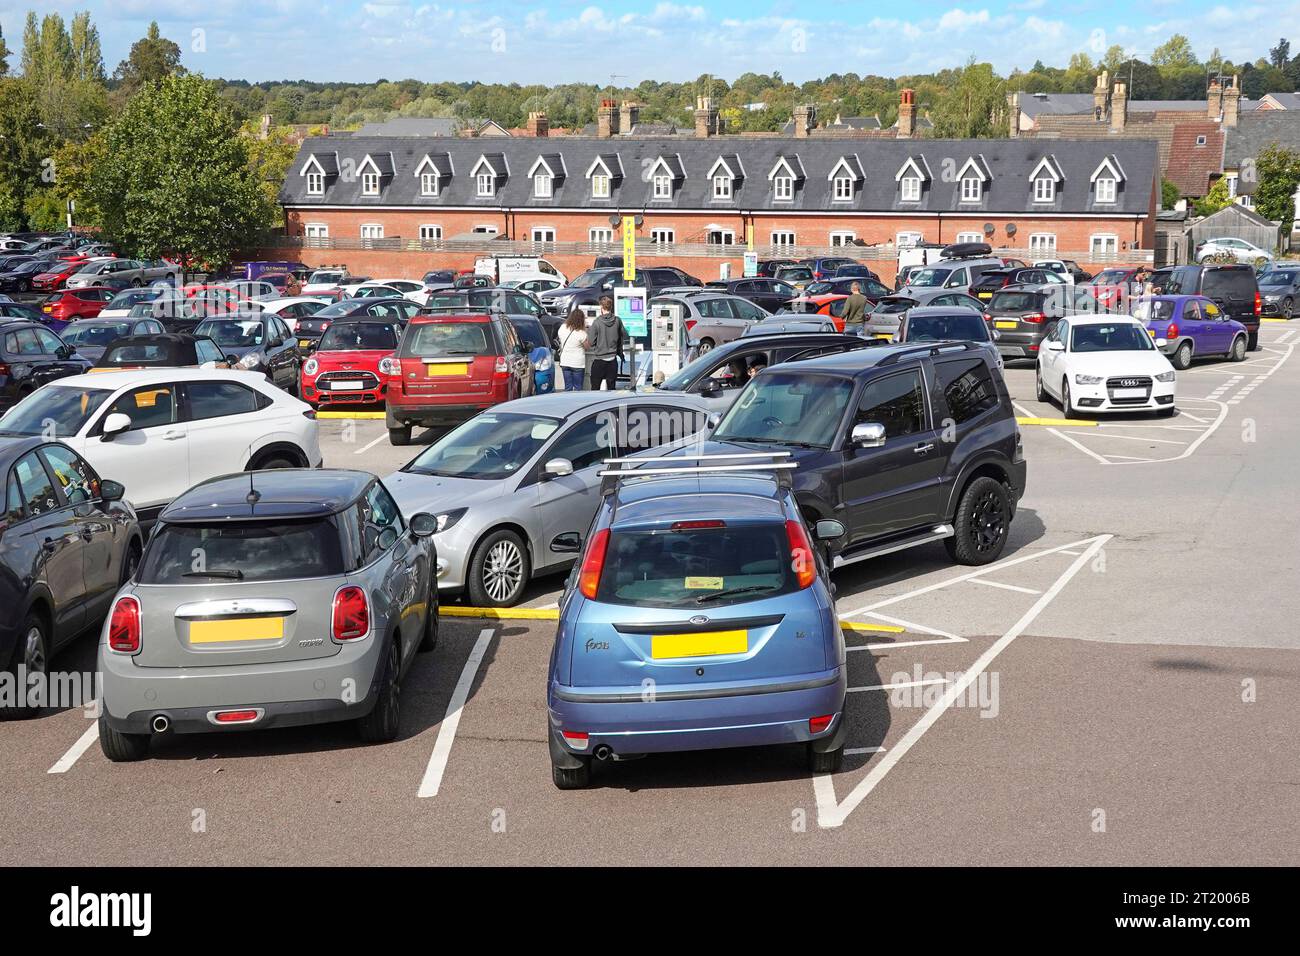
[685,319,697,332]
[785,519,816,589]
[809,714,834,734]
[213,710,259,724]
[670,520,725,530]
[493,355,510,378]
[1255,291,1262,316]
[332,586,369,641]
[108,596,141,653]
[578,528,610,599]
[0,364,9,375]
[1166,322,1179,339]
[1023,312,1046,324]
[561,730,589,750]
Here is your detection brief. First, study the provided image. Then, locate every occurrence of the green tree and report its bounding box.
[0,77,55,230]
[1252,143,1300,228]
[113,21,184,95]
[69,12,105,83]
[1270,39,1291,70]
[0,24,11,77]
[1151,34,1198,69]
[1193,178,1231,217]
[931,59,1005,138]
[87,74,271,273]
[1161,178,1181,210]
[19,12,38,78]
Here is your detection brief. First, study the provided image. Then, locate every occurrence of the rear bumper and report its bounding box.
[547,666,847,756]
[386,400,495,427]
[994,330,1048,359]
[97,635,385,734]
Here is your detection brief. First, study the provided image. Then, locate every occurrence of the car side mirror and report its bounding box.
[99,479,125,502]
[851,422,887,448]
[815,518,846,541]
[991,329,1001,341]
[543,457,574,478]
[551,532,582,554]
[706,412,722,430]
[409,512,439,537]
[700,379,722,397]
[1045,340,1065,352]
[100,412,131,440]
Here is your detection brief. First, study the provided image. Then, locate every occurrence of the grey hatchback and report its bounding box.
[97,469,439,760]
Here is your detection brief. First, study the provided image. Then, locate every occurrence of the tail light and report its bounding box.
[671,520,725,530]
[809,714,834,734]
[0,363,10,375]
[1255,292,1262,316]
[332,586,369,641]
[378,355,400,376]
[108,596,141,653]
[493,356,510,378]
[1166,322,1179,339]
[1023,312,1046,324]
[685,319,697,332]
[982,313,992,323]
[785,519,816,589]
[561,730,589,750]
[213,710,259,724]
[578,528,610,599]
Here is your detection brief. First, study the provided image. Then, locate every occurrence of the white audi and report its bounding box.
[1036,314,1177,417]
[0,369,322,521]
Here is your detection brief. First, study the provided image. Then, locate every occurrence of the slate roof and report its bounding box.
[1224,110,1300,168]
[1016,92,1261,121]
[280,135,1158,215]
[353,117,460,137]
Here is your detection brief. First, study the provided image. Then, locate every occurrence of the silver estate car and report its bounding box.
[97,469,439,761]
[384,390,711,606]
[864,289,986,340]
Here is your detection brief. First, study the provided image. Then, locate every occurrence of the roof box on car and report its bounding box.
[941,241,993,260]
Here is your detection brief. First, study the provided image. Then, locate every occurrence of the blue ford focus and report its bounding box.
[546,453,847,789]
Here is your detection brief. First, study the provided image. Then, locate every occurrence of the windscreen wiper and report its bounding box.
[696,585,779,603]
[182,569,244,580]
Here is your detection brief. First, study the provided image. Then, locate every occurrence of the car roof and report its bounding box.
[1068,313,1141,326]
[491,389,703,418]
[160,468,374,523]
[0,435,59,465]
[776,342,947,374]
[44,368,273,391]
[703,331,855,355]
[610,473,789,524]
[410,311,494,324]
[906,305,984,316]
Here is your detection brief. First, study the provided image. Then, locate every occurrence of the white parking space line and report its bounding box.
[353,433,388,455]
[417,627,495,799]
[849,677,949,693]
[1067,431,1187,445]
[863,612,962,641]
[969,578,1041,595]
[1058,549,1082,556]
[848,635,967,652]
[814,534,1112,829]
[1047,427,1111,463]
[845,746,887,756]
[48,721,99,775]
[1277,330,1295,345]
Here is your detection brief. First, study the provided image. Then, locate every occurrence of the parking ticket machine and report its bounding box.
[648,301,689,383]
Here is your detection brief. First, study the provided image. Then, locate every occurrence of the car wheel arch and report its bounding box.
[16,592,54,659]
[944,458,1013,521]
[472,521,535,568]
[245,441,309,470]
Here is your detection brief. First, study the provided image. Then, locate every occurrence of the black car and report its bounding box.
[296,297,419,351]
[984,283,1096,363]
[537,267,686,315]
[421,269,458,292]
[1257,268,1300,318]
[58,317,167,364]
[1148,263,1262,350]
[0,260,47,294]
[654,332,872,403]
[93,332,232,370]
[0,437,142,715]
[193,313,302,392]
[756,258,799,278]
[0,301,49,324]
[970,267,1065,302]
[896,306,1003,372]
[0,321,90,411]
[696,342,1025,567]
[705,277,798,313]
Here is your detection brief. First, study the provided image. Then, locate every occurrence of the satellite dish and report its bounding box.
[634,215,644,226]
[1006,223,1018,236]
[607,214,620,227]
[983,222,995,236]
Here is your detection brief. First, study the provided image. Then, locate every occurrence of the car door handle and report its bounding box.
[914,443,935,454]
[162,429,185,440]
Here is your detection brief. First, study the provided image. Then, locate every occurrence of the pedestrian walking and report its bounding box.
[586,295,625,391]
[557,309,589,391]
[843,281,869,336]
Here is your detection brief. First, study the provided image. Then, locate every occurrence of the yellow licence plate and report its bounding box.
[426,363,468,376]
[1147,328,1156,337]
[298,338,313,348]
[875,333,893,340]
[978,292,993,299]
[651,629,748,660]
[995,320,1019,330]
[189,617,284,644]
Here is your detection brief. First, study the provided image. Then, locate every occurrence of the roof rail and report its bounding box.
[598,451,795,496]
[876,341,981,367]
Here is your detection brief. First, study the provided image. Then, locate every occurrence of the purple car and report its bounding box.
[1132,295,1249,369]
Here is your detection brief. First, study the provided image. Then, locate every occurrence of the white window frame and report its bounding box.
[900,176,921,202]
[361,171,380,196]
[1028,233,1057,256]
[360,223,384,240]
[589,227,614,245]
[419,172,439,197]
[306,172,324,196]
[1033,177,1055,203]
[896,231,924,249]
[773,176,793,201]
[707,229,736,245]
[960,176,982,202]
[650,227,675,244]
[1090,234,1118,256]
[653,174,672,199]
[713,175,733,200]
[771,230,796,249]
[476,172,495,197]
[954,231,982,244]
[304,222,329,244]
[534,174,552,198]
[531,226,556,244]
[1095,177,1117,203]
[829,231,856,247]
[833,176,853,201]
[418,224,442,242]
[591,174,610,199]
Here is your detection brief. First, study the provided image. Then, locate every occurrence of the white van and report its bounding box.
[474,255,568,286]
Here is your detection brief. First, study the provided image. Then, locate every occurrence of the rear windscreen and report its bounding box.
[595,524,795,608]
[319,323,400,351]
[102,344,172,363]
[399,321,493,357]
[989,291,1042,312]
[906,314,990,342]
[1200,269,1257,300]
[140,520,344,584]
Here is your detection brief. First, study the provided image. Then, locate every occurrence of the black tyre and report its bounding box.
[1171,341,1193,370]
[808,742,844,774]
[98,713,150,761]
[467,529,530,607]
[357,639,401,743]
[1283,297,1294,319]
[120,539,142,586]
[1034,364,1049,402]
[388,425,412,446]
[251,454,296,470]
[944,476,1011,566]
[1,612,49,719]
[1229,334,1248,362]
[551,757,591,790]
[1248,331,1260,351]
[1060,380,1074,417]
[418,583,439,652]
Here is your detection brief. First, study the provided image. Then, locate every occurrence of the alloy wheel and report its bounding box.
[23,626,46,675]
[483,540,524,603]
[969,489,1006,554]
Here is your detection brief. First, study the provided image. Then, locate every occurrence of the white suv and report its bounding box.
[0,369,322,520]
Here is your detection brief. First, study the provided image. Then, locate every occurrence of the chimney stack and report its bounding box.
[1094,71,1109,122]
[1222,75,1241,128]
[597,99,619,138]
[694,95,719,138]
[526,111,549,137]
[1207,77,1224,119]
[1110,81,1128,131]
[620,101,640,133]
[793,103,817,138]
[897,89,917,139]
[259,114,271,140]
[1007,91,1021,138]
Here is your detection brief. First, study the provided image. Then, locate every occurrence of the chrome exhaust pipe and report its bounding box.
[151,714,170,734]
[593,744,613,761]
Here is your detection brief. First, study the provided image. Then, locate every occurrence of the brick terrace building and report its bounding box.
[276,129,1159,285]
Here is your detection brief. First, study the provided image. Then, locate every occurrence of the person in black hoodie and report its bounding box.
[586,295,625,390]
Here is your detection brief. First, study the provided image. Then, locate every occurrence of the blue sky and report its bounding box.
[0,1,1287,84]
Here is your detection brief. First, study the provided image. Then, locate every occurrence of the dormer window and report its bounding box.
[653,174,672,199]
[960,176,981,202]
[361,171,380,196]
[534,174,552,198]
[833,176,853,201]
[1033,177,1055,202]
[592,174,610,198]
[773,175,793,200]
[306,172,324,195]
[420,172,439,196]
[477,172,494,197]
[900,176,921,201]
[1096,177,1116,203]
[713,174,732,200]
